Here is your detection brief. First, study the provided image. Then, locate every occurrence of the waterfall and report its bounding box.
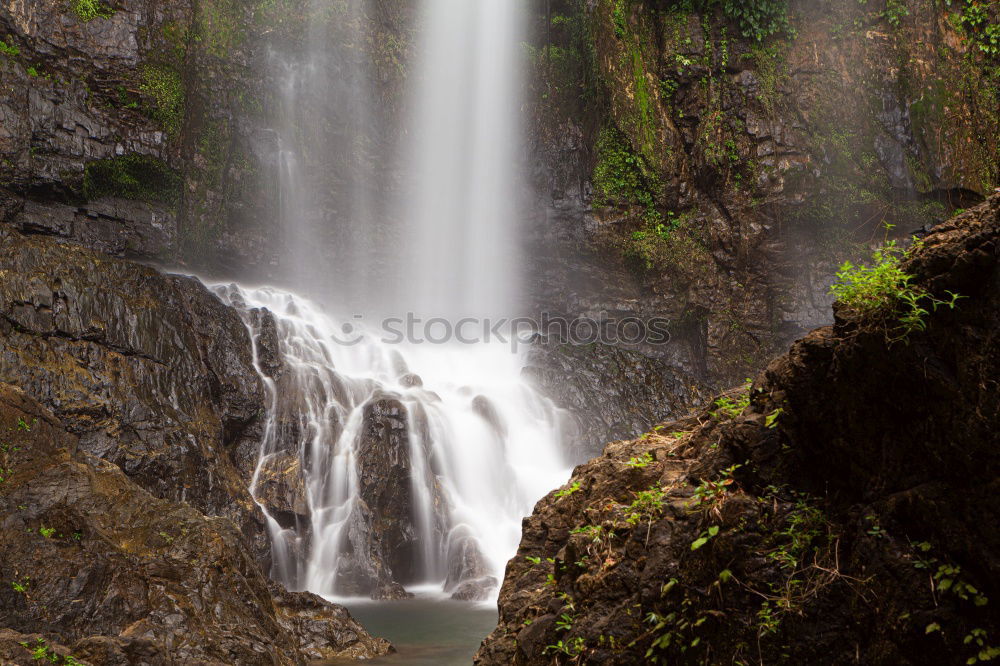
[216,284,570,599]
[215,0,570,600]
[398,0,523,320]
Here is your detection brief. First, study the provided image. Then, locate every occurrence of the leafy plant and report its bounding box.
[555,481,581,499]
[711,379,752,419]
[546,637,585,657]
[765,407,784,428]
[625,452,655,468]
[935,564,988,606]
[39,526,55,539]
[690,525,719,550]
[964,628,1000,664]
[690,464,742,508]
[626,485,666,526]
[592,126,662,219]
[829,241,965,341]
[0,39,19,57]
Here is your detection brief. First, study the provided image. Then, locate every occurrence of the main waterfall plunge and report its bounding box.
[214,0,571,601]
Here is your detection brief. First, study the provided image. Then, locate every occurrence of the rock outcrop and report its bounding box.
[524,338,706,459]
[0,229,268,557]
[0,383,391,664]
[477,195,1000,664]
[525,0,999,394]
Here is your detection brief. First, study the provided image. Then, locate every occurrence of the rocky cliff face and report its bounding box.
[0,383,391,664]
[0,229,268,556]
[523,0,999,406]
[477,194,1000,664]
[0,229,393,661]
[0,0,414,277]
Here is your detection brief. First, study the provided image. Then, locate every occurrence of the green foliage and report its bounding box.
[140,65,185,136]
[555,481,581,499]
[612,0,629,38]
[622,211,712,276]
[625,451,655,468]
[690,464,742,508]
[570,524,607,543]
[666,0,791,42]
[880,0,910,27]
[768,500,825,569]
[956,0,1000,58]
[69,0,114,22]
[626,485,667,526]
[711,378,752,419]
[829,241,966,341]
[690,524,719,550]
[0,39,19,57]
[965,628,1000,664]
[546,637,585,657]
[935,564,989,606]
[26,66,39,78]
[717,0,791,42]
[39,526,55,539]
[592,126,661,217]
[11,577,28,594]
[83,155,182,207]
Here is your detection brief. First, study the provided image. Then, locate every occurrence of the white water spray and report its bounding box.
[222,0,567,600]
[217,284,569,598]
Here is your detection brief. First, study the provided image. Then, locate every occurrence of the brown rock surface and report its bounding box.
[0,383,392,664]
[477,195,1000,664]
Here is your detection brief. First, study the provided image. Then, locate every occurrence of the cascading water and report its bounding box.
[217,284,569,598]
[216,0,571,601]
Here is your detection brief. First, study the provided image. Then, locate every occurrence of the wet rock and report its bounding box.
[254,452,309,528]
[0,384,392,664]
[443,527,492,592]
[399,372,423,387]
[471,395,507,439]
[0,229,268,559]
[451,577,499,602]
[249,307,285,379]
[524,339,705,460]
[477,196,1000,665]
[9,198,177,261]
[348,395,425,596]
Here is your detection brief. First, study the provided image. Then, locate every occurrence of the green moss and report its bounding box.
[195,0,247,60]
[0,39,19,57]
[629,43,657,156]
[68,0,113,22]
[83,155,182,207]
[591,126,661,216]
[745,41,788,116]
[622,212,713,278]
[139,65,185,136]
